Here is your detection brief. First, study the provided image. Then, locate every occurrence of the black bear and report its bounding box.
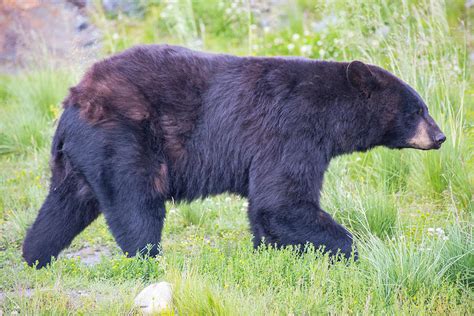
[23,45,446,268]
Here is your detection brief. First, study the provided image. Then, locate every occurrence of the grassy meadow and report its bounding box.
[0,0,473,314]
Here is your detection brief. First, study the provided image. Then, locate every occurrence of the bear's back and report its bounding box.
[63,44,233,124]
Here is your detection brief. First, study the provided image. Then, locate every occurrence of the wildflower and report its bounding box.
[287,43,295,51]
[300,45,312,54]
[435,227,445,235]
[274,37,283,45]
[376,25,390,37]
[292,33,300,41]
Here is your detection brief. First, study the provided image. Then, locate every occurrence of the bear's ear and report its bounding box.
[346,60,377,98]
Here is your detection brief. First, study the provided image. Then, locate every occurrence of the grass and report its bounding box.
[0,0,473,314]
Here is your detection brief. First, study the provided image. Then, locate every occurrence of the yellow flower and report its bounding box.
[49,104,60,120]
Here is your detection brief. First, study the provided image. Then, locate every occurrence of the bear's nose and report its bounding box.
[434,133,446,144]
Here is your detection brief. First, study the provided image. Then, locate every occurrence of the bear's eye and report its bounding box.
[417,108,423,116]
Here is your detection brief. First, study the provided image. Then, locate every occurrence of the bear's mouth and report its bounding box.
[411,142,441,150]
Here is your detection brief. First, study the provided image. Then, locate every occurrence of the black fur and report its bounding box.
[23,45,445,268]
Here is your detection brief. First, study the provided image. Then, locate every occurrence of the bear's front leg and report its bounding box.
[248,199,356,260]
[247,154,357,260]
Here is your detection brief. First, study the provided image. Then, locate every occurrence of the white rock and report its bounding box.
[134,282,173,315]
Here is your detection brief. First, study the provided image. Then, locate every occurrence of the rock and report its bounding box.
[101,0,144,17]
[0,0,99,73]
[134,282,173,315]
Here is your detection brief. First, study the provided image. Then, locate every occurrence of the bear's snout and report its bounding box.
[407,116,445,150]
[433,132,446,147]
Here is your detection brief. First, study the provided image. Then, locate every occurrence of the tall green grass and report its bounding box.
[0,69,74,155]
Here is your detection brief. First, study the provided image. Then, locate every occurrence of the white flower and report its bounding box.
[427,227,435,233]
[300,45,312,54]
[376,25,390,37]
[274,38,283,45]
[112,33,119,40]
[287,43,295,51]
[292,33,300,41]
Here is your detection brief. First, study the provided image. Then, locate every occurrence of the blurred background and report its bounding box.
[1,0,473,71]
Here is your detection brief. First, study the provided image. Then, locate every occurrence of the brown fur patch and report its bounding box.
[408,119,432,149]
[63,62,150,124]
[153,164,169,195]
[160,114,189,161]
[317,211,332,223]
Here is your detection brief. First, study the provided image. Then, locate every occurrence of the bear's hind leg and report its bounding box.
[69,122,168,258]
[92,150,167,257]
[101,188,166,258]
[92,159,166,257]
[22,169,99,268]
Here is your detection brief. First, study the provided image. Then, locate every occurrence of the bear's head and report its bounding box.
[346,60,446,151]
